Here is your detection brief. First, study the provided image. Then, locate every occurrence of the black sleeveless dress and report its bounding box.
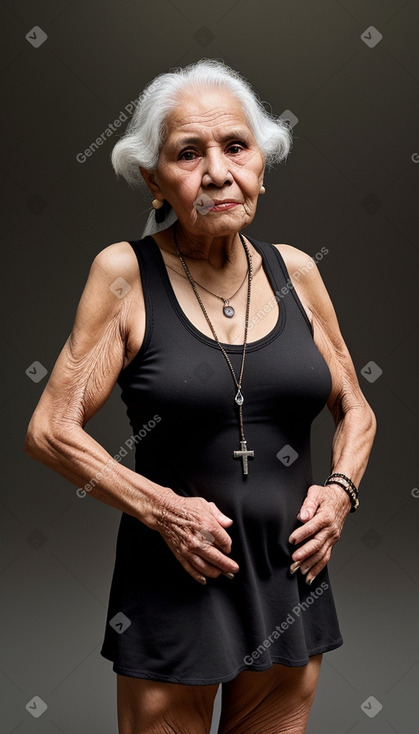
[99,234,343,684]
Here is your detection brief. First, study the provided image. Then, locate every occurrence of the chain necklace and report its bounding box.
[172,249,248,318]
[173,221,255,476]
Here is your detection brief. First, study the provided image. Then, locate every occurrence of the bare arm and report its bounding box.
[24,243,158,519]
[275,245,377,581]
[291,245,376,488]
[25,242,239,584]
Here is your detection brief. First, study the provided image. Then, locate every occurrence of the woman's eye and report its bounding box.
[179,150,197,160]
[178,142,246,160]
[228,144,245,154]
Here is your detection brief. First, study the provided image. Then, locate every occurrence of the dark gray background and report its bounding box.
[1,0,418,732]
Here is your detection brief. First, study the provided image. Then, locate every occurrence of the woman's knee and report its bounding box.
[218,655,323,734]
[116,674,218,734]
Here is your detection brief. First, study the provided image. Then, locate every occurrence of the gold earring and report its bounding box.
[152,198,164,209]
[259,185,266,195]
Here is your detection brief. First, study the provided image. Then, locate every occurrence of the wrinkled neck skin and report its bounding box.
[153,219,254,282]
[176,221,248,267]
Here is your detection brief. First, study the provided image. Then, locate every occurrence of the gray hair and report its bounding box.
[110,58,293,237]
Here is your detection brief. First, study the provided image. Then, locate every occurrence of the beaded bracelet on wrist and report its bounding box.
[323,473,359,512]
[325,472,359,496]
[324,480,359,512]
[327,472,358,493]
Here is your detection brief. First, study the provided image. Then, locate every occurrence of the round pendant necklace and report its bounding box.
[173,221,255,476]
[173,244,249,318]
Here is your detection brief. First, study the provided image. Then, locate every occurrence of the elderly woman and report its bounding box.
[25,59,376,734]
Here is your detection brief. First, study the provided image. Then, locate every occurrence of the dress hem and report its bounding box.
[100,637,344,685]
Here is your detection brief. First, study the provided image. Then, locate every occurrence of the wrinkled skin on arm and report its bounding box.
[276,245,377,584]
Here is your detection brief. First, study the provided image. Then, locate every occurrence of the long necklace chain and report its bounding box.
[173,222,255,474]
[174,247,248,318]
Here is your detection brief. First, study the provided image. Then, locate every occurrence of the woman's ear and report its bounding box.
[139,167,162,198]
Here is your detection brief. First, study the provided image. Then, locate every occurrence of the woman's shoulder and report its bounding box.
[92,240,141,284]
[88,241,146,368]
[86,240,148,312]
[270,242,316,275]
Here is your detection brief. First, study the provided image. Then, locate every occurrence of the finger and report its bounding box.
[189,552,237,580]
[290,531,329,563]
[183,531,239,574]
[305,549,332,582]
[205,521,234,554]
[296,545,331,576]
[295,485,323,523]
[296,502,318,522]
[194,542,240,574]
[176,554,207,585]
[175,535,238,580]
[161,535,209,584]
[196,529,216,547]
[289,515,327,547]
[194,525,232,557]
[208,502,234,527]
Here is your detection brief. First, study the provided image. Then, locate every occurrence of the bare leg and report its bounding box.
[218,654,323,734]
[116,673,218,734]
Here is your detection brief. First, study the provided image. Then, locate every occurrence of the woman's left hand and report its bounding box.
[288,484,352,584]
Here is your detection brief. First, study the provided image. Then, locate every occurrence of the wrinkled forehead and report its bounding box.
[162,87,252,140]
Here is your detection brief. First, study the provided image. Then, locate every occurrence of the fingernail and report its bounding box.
[306,577,313,585]
[289,562,300,574]
[224,572,235,580]
[299,509,309,521]
[199,577,207,585]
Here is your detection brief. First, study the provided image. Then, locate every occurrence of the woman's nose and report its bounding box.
[202,148,233,187]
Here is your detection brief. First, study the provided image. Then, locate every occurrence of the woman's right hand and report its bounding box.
[152,489,240,584]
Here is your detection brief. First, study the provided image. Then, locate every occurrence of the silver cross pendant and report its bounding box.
[233,440,254,476]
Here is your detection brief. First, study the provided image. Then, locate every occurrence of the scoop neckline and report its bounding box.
[147,234,286,353]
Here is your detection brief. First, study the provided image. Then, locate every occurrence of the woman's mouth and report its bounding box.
[210,202,239,211]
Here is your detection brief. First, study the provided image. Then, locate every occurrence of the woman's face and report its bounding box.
[142,87,266,237]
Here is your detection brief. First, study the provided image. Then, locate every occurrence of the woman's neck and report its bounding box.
[154,222,246,272]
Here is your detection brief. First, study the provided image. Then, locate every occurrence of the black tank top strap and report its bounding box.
[245,235,314,338]
[121,235,165,373]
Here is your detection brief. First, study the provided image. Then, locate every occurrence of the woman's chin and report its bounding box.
[182,209,254,235]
